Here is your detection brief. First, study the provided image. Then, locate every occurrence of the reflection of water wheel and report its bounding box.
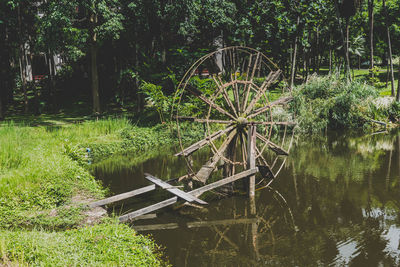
[175,46,295,186]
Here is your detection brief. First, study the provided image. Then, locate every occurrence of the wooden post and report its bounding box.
[247,124,256,200]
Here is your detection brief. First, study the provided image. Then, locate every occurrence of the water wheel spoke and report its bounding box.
[195,129,237,183]
[188,86,236,120]
[247,96,293,119]
[256,133,289,156]
[250,121,296,126]
[175,126,235,157]
[244,70,281,115]
[229,66,241,113]
[254,146,276,180]
[239,131,248,168]
[212,75,238,118]
[175,116,233,124]
[242,52,260,112]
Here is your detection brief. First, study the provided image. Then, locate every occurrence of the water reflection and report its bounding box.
[92,130,400,266]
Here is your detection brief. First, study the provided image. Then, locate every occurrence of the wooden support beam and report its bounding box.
[88,185,156,208]
[119,168,258,222]
[191,168,258,197]
[145,173,207,205]
[247,125,256,199]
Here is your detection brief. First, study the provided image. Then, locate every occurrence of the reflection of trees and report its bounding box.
[350,217,395,266]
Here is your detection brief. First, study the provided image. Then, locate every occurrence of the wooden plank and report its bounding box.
[119,169,258,222]
[145,174,207,205]
[88,185,156,208]
[175,126,234,157]
[131,214,157,221]
[133,223,179,231]
[119,197,178,222]
[191,168,258,197]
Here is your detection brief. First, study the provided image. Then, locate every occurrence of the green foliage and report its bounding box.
[140,81,169,123]
[291,76,380,133]
[388,100,400,122]
[368,67,386,88]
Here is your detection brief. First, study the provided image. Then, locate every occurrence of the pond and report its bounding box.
[92,130,400,267]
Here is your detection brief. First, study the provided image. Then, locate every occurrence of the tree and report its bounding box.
[382,0,395,96]
[39,0,123,114]
[368,0,374,75]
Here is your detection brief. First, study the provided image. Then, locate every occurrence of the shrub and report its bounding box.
[291,76,379,133]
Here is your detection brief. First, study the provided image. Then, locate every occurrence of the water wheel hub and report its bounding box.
[236,117,248,127]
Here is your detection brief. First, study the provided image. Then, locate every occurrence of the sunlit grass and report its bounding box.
[0,222,162,266]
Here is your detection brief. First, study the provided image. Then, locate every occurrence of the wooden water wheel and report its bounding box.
[174,46,295,189]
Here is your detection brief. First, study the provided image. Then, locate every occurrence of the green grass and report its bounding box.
[0,116,171,266]
[0,222,162,266]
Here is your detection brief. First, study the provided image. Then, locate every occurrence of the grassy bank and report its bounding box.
[0,117,172,266]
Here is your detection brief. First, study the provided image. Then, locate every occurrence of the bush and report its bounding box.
[291,76,379,133]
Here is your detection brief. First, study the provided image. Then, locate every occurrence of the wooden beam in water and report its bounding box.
[191,168,258,197]
[133,217,259,231]
[88,185,156,208]
[119,168,258,222]
[119,197,178,223]
[187,217,259,228]
[145,173,207,205]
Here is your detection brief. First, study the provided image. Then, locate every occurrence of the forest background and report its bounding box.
[1,0,400,121]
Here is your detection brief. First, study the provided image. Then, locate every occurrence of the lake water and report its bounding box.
[92,130,400,266]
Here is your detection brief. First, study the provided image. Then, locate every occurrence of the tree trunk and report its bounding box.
[316,26,320,73]
[333,0,350,80]
[368,0,374,74]
[345,18,351,81]
[89,12,100,114]
[329,36,332,75]
[397,63,400,102]
[48,52,57,112]
[17,5,28,113]
[290,16,300,90]
[383,0,395,96]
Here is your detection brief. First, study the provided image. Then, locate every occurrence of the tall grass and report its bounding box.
[290,76,399,133]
